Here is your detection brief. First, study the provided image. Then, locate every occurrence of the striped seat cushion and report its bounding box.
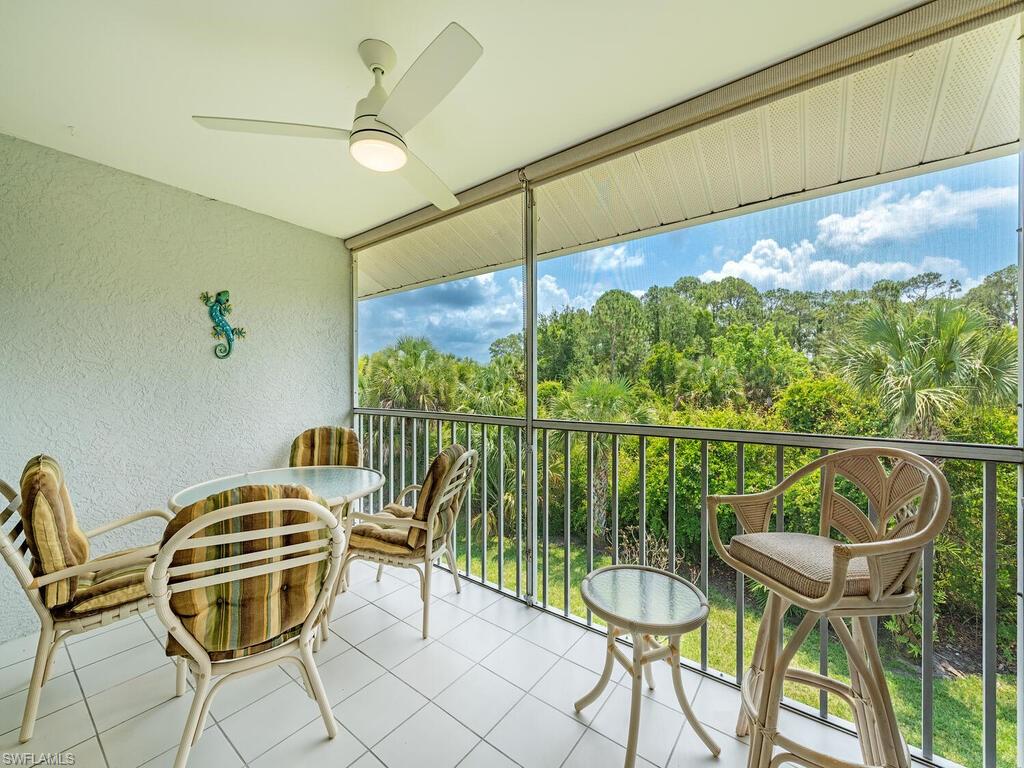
[56,550,151,617]
[20,455,90,609]
[407,445,466,549]
[162,484,331,661]
[348,504,441,557]
[729,532,871,599]
[289,427,361,468]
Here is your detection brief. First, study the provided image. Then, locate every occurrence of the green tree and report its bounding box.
[764,289,819,354]
[359,336,469,411]
[537,308,592,384]
[644,286,699,353]
[590,290,650,379]
[712,323,810,408]
[551,376,652,540]
[965,264,1018,326]
[775,374,885,437]
[641,341,681,397]
[696,277,764,327]
[675,356,744,408]
[833,301,1017,439]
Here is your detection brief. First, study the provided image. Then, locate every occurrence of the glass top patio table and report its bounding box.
[169,466,384,511]
[580,564,708,634]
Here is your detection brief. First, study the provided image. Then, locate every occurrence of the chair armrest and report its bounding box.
[843,532,930,559]
[394,484,421,505]
[345,510,428,531]
[29,544,159,588]
[85,508,174,539]
[708,488,782,536]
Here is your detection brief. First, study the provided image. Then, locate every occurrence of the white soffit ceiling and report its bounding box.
[357,15,1020,299]
[0,0,921,240]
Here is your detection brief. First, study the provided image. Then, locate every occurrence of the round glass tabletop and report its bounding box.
[581,565,707,631]
[170,466,384,511]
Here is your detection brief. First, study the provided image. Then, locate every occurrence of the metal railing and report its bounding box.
[354,406,1022,768]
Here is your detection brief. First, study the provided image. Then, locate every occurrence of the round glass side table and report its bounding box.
[575,564,721,767]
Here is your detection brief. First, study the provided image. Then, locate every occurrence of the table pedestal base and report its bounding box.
[575,625,720,768]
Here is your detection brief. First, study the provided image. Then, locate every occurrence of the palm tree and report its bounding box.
[359,336,462,412]
[833,301,1016,440]
[550,376,653,544]
[460,353,524,417]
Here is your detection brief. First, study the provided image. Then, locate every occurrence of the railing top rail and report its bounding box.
[353,407,1023,463]
[536,419,1023,463]
[354,407,526,428]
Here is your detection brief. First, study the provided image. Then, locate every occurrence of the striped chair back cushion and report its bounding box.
[19,455,90,609]
[407,444,467,550]
[289,427,361,468]
[162,484,330,660]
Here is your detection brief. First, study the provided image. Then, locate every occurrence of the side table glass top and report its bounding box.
[170,466,384,511]
[581,565,707,630]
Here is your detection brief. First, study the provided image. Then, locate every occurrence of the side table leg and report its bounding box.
[624,631,645,768]
[642,635,656,690]
[670,635,720,757]
[575,625,618,712]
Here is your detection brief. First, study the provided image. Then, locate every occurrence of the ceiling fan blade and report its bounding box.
[193,116,349,140]
[376,22,482,135]
[399,148,459,211]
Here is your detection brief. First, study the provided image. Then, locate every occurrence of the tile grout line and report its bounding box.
[67,647,111,768]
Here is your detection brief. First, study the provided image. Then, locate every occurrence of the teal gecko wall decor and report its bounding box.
[200,290,246,359]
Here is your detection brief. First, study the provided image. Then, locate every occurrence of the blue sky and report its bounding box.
[360,154,1019,362]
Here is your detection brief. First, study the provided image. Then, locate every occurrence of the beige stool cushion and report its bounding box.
[729,532,871,599]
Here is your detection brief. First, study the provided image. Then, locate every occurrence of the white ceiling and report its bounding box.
[0,0,923,239]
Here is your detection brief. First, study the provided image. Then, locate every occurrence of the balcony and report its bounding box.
[0,557,871,768]
[350,409,1021,768]
[2,3,1020,768]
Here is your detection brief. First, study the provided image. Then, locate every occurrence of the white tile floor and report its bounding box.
[0,560,862,768]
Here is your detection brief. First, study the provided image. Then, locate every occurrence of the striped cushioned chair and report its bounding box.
[340,445,477,638]
[1,456,184,743]
[147,484,343,768]
[289,426,361,468]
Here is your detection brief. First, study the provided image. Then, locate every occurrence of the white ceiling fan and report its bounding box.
[193,22,482,211]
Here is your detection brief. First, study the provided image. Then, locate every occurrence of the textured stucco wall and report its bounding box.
[0,133,353,642]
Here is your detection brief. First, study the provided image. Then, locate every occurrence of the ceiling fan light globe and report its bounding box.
[349,130,407,172]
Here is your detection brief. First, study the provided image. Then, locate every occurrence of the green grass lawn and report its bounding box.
[454,531,1014,768]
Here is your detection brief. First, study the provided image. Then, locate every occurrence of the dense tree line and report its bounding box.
[360,265,1019,658]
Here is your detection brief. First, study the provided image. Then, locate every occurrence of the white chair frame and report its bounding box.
[145,496,343,768]
[0,479,185,743]
[708,447,950,768]
[339,449,478,638]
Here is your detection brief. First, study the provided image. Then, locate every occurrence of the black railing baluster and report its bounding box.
[516,427,523,598]
[700,439,709,671]
[498,425,505,592]
[612,434,619,565]
[668,438,676,574]
[586,432,594,625]
[564,430,571,618]
[735,442,744,685]
[542,428,549,608]
[639,435,647,567]
[481,423,488,585]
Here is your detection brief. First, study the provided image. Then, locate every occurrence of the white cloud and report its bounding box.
[815,184,1015,250]
[537,274,571,315]
[587,244,644,271]
[700,238,971,292]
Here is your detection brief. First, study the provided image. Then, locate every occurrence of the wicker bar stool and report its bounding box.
[708,447,950,768]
